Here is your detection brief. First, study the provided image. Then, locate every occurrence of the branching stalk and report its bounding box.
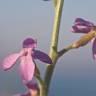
[44,0,64,96]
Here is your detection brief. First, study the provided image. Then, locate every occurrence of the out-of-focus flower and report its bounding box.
[71,18,95,33]
[43,0,50,1]
[71,18,96,59]
[14,82,39,96]
[2,38,52,83]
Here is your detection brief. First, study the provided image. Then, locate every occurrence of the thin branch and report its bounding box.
[58,29,96,58]
[58,45,73,58]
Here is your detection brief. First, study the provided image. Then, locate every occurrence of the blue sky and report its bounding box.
[0,0,96,96]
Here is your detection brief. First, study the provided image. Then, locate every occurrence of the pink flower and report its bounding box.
[14,82,39,96]
[2,38,52,83]
[71,18,96,59]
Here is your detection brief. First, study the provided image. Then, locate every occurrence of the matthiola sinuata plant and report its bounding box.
[1,0,96,96]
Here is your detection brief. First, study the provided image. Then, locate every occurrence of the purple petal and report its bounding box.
[75,18,86,23]
[26,82,39,90]
[32,50,52,64]
[72,25,92,33]
[75,18,94,27]
[92,38,96,59]
[72,18,95,33]
[2,53,20,71]
[20,52,35,83]
[23,38,37,48]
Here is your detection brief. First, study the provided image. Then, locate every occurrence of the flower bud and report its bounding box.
[72,29,96,48]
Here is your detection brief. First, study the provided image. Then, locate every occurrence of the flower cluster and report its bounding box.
[1,38,52,95]
[71,18,96,59]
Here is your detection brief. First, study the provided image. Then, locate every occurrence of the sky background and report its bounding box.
[0,0,96,96]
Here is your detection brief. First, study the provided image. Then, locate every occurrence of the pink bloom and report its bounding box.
[71,18,96,59]
[2,38,52,83]
[14,82,39,96]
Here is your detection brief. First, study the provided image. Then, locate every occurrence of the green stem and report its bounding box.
[58,29,96,58]
[35,75,47,96]
[39,81,46,96]
[44,0,64,95]
[58,45,73,58]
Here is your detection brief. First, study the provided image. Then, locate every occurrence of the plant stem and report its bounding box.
[58,45,73,58]
[35,75,47,96]
[58,29,96,58]
[44,0,64,95]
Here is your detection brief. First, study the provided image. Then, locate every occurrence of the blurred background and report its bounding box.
[0,0,96,96]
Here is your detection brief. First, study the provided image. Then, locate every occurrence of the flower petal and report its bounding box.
[72,25,92,33]
[23,38,37,48]
[75,18,86,23]
[72,18,95,33]
[75,18,94,27]
[92,38,96,59]
[20,52,35,83]
[2,53,20,71]
[32,50,52,64]
[26,82,39,90]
